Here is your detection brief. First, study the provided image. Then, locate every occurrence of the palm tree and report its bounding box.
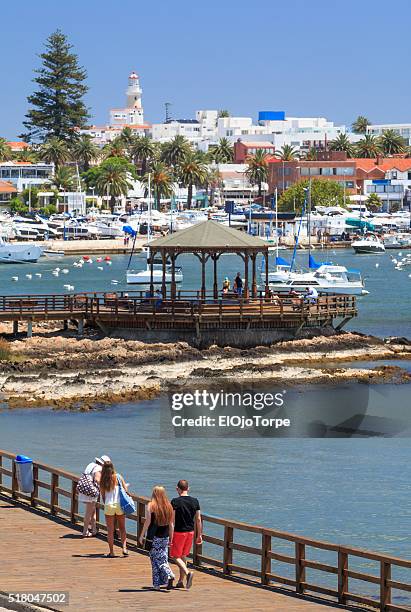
[178,152,208,208]
[218,110,230,118]
[48,166,76,192]
[204,167,223,205]
[102,137,127,159]
[130,136,158,175]
[211,138,234,163]
[0,138,12,161]
[355,134,382,159]
[275,144,299,161]
[245,149,269,197]
[95,159,133,212]
[142,161,173,209]
[329,133,355,157]
[303,147,318,161]
[352,116,371,134]
[379,130,406,156]
[13,147,38,163]
[161,135,191,169]
[71,135,99,171]
[39,137,70,169]
[118,127,135,151]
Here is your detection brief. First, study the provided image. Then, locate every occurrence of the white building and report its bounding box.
[151,110,218,147]
[217,113,346,154]
[213,163,267,205]
[81,72,150,145]
[367,123,411,146]
[0,161,54,192]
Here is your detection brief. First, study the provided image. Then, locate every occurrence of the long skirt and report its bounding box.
[149,536,175,587]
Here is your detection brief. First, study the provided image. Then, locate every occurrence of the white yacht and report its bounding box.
[352,234,385,254]
[0,238,43,263]
[268,264,368,296]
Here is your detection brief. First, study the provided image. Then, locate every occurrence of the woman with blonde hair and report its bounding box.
[139,486,175,590]
[100,460,129,558]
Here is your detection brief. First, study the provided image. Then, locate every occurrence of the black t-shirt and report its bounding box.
[171,495,200,532]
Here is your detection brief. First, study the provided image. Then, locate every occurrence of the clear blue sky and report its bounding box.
[1,0,410,139]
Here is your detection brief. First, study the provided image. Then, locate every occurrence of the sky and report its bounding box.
[1,0,410,139]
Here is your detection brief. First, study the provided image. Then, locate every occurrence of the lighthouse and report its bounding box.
[126,71,143,110]
[109,71,144,126]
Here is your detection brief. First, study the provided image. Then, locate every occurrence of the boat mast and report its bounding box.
[275,186,279,260]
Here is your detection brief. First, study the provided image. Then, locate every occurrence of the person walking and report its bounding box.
[78,455,110,538]
[139,486,175,591]
[170,479,202,589]
[100,460,129,557]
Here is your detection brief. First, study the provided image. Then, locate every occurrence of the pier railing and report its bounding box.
[0,291,356,323]
[0,450,409,611]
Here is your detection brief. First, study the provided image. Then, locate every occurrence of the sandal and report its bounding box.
[122,549,129,557]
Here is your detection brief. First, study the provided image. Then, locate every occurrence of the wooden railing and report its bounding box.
[0,291,357,323]
[0,450,409,611]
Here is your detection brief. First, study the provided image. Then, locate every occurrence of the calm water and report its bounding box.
[0,247,410,338]
[0,247,410,599]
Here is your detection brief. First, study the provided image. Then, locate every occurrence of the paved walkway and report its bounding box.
[0,498,339,611]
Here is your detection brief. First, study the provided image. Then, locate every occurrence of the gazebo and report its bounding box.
[146,220,270,300]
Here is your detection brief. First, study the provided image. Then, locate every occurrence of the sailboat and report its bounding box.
[126,175,183,285]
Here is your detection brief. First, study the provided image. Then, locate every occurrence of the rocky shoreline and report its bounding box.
[0,328,409,410]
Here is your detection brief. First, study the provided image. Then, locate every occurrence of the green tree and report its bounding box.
[118,127,135,151]
[352,115,371,134]
[21,186,40,209]
[379,129,406,155]
[303,147,318,161]
[211,138,234,163]
[48,166,76,191]
[366,192,382,210]
[130,135,158,175]
[218,110,230,118]
[102,137,127,160]
[245,149,269,197]
[275,144,299,161]
[39,137,70,169]
[0,138,12,161]
[95,156,135,212]
[142,161,173,209]
[22,30,89,142]
[355,134,382,158]
[161,135,192,169]
[9,197,29,214]
[13,147,38,163]
[278,178,349,212]
[71,134,99,171]
[329,133,355,157]
[178,152,207,208]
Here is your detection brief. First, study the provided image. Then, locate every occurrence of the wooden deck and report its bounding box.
[0,498,337,612]
[1,451,411,611]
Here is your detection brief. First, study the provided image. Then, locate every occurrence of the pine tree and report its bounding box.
[22,30,89,142]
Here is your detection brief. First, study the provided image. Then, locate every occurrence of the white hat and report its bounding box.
[95,455,111,465]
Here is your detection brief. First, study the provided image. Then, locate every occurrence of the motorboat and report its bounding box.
[267,264,368,296]
[351,234,385,254]
[0,238,43,263]
[383,233,411,249]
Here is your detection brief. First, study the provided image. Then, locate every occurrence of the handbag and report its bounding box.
[144,518,156,552]
[117,475,136,515]
[76,472,99,498]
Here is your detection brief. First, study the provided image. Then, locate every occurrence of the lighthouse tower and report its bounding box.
[126,71,142,110]
[109,71,144,126]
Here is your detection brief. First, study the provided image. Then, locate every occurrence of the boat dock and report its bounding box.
[0,291,357,347]
[0,450,410,611]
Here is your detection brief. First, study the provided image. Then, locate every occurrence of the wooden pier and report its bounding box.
[1,451,410,611]
[0,291,357,346]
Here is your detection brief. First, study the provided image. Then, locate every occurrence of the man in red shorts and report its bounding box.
[170,479,202,589]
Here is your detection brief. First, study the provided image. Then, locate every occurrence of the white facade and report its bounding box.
[367,123,411,146]
[0,162,54,192]
[109,71,144,126]
[151,110,218,146]
[213,163,267,204]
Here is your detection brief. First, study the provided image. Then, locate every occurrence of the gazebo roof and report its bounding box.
[147,220,268,251]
